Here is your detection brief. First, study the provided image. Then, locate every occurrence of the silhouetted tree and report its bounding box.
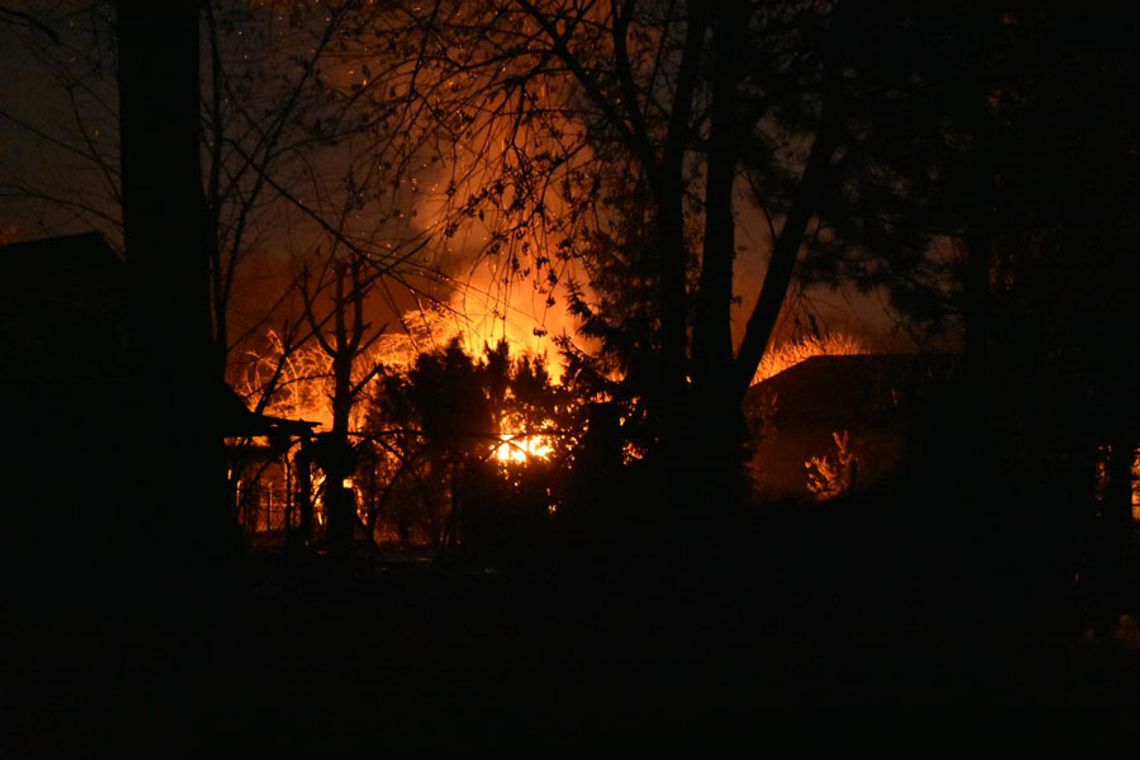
[785,4,1140,610]
[117,0,232,597]
[2,2,434,383]
[831,6,1140,506]
[300,254,389,559]
[368,338,577,558]
[324,1,849,497]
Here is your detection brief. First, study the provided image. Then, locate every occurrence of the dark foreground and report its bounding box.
[3,508,1139,757]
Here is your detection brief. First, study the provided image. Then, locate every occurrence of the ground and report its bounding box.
[2,518,1138,757]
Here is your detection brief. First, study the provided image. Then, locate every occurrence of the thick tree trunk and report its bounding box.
[648,1,707,470]
[692,1,745,398]
[115,4,232,751]
[118,0,231,602]
[962,235,992,394]
[326,264,357,560]
[653,180,690,458]
[688,1,749,509]
[961,232,997,499]
[325,358,356,560]
[733,131,836,398]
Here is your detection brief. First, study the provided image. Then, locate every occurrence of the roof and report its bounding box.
[0,230,121,262]
[0,232,126,382]
[220,383,319,438]
[743,353,956,430]
[0,232,317,438]
[0,231,123,303]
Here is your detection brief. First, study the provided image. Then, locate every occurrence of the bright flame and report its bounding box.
[493,434,554,463]
[751,332,868,385]
[491,411,557,464]
[1132,449,1140,523]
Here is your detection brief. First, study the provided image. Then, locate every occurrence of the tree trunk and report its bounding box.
[648,0,707,471]
[733,130,836,397]
[118,0,231,602]
[325,265,357,561]
[961,231,996,498]
[692,1,745,400]
[688,0,748,510]
[653,179,691,461]
[962,234,992,392]
[115,3,231,751]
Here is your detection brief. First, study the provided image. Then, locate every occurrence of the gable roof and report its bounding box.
[1,232,317,431]
[743,353,956,430]
[0,231,123,307]
[0,230,121,263]
[0,232,126,383]
[220,383,319,438]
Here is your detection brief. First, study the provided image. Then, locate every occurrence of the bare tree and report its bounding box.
[299,250,390,558]
[0,3,121,240]
[2,1,436,380]
[322,0,856,497]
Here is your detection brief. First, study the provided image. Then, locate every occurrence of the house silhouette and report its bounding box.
[0,232,314,601]
[743,353,956,501]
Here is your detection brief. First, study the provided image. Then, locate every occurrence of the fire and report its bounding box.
[751,332,868,385]
[1133,449,1140,522]
[493,434,554,464]
[492,411,556,463]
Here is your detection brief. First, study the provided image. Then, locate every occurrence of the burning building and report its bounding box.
[743,353,956,502]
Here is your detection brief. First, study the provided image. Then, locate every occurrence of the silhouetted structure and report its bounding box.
[221,385,318,537]
[0,232,126,382]
[0,232,128,601]
[0,232,319,600]
[743,353,955,501]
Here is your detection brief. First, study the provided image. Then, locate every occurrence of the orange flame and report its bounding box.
[492,411,555,464]
[751,332,868,385]
[493,434,554,464]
